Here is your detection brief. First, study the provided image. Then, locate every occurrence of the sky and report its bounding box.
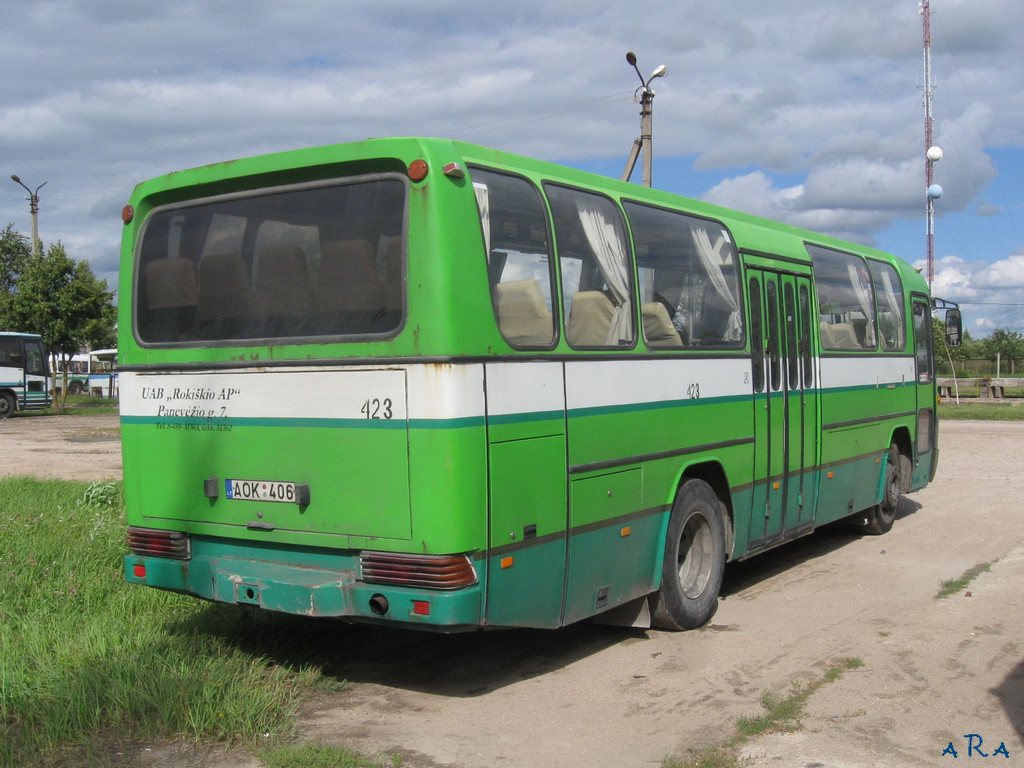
[2,0,1023,337]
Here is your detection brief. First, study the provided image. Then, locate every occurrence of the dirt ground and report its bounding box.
[2,414,1022,767]
[0,413,122,481]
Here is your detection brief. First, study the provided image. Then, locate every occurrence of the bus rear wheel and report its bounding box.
[68,381,83,395]
[863,442,902,535]
[652,479,726,630]
[0,392,15,419]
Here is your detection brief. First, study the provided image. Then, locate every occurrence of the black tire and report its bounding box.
[0,392,15,420]
[68,380,83,395]
[863,442,902,535]
[652,479,727,630]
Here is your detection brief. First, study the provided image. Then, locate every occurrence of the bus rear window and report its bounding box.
[135,177,406,344]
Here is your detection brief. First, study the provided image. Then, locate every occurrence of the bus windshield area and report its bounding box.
[135,176,406,344]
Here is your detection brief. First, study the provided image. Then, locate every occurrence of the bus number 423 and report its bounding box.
[361,398,394,420]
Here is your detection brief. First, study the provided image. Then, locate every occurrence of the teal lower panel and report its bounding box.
[484,539,567,629]
[815,452,885,525]
[125,537,485,631]
[562,513,663,627]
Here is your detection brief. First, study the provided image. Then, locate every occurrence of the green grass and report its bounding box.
[257,743,403,768]
[936,562,992,599]
[663,658,864,768]
[18,393,119,417]
[0,477,313,766]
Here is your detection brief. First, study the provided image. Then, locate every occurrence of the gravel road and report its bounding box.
[2,414,1021,767]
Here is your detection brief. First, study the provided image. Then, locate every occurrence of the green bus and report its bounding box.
[120,137,957,631]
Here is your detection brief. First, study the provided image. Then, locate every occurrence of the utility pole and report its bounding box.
[622,52,667,188]
[10,175,47,257]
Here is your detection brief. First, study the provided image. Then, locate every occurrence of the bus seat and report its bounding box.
[318,240,384,312]
[567,291,615,346]
[818,321,835,348]
[641,302,683,348]
[198,253,252,324]
[145,257,199,340]
[829,322,860,349]
[253,246,315,319]
[146,258,198,310]
[494,279,553,345]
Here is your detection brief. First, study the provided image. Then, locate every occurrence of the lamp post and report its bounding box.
[10,175,47,257]
[622,51,667,187]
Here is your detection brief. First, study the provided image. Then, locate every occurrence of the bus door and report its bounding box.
[747,267,818,549]
[483,362,568,629]
[911,296,936,487]
[20,337,50,409]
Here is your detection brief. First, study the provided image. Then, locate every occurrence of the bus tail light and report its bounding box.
[127,527,191,559]
[360,551,477,590]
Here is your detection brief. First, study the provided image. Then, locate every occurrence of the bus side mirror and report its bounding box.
[945,308,962,348]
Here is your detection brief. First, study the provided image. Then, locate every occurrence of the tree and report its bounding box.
[5,241,117,404]
[981,328,1024,375]
[0,224,32,323]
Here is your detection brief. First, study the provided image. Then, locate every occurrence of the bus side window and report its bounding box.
[749,277,764,392]
[766,281,781,390]
[546,184,635,349]
[622,201,743,348]
[869,260,906,352]
[470,168,556,348]
[799,285,813,388]
[913,299,933,383]
[808,244,877,350]
[0,339,16,366]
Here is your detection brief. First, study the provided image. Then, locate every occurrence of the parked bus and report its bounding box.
[0,331,51,418]
[54,353,90,395]
[119,138,959,631]
[86,348,119,399]
[55,349,118,397]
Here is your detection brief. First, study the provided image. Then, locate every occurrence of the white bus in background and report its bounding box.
[0,331,51,418]
[54,353,91,394]
[86,349,118,398]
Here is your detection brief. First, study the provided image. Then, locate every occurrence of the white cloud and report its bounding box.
[0,0,1021,317]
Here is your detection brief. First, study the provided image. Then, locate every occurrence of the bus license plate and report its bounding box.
[226,479,297,503]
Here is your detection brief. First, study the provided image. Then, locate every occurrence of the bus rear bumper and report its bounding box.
[124,546,485,630]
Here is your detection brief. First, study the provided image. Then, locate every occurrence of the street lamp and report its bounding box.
[622,51,667,188]
[10,175,47,257]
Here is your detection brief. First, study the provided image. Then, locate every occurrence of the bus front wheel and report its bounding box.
[652,479,726,630]
[0,392,15,419]
[68,381,83,395]
[863,443,902,535]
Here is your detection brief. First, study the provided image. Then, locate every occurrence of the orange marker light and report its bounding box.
[408,159,429,182]
[827,471,835,479]
[501,556,514,569]
[621,526,631,537]
[121,205,135,224]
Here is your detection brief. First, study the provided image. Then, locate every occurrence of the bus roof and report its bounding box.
[126,136,921,284]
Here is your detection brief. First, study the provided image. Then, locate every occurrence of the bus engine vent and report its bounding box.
[127,527,191,560]
[360,552,477,590]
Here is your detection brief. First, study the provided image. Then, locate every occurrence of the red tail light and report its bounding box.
[127,527,191,559]
[360,552,477,590]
